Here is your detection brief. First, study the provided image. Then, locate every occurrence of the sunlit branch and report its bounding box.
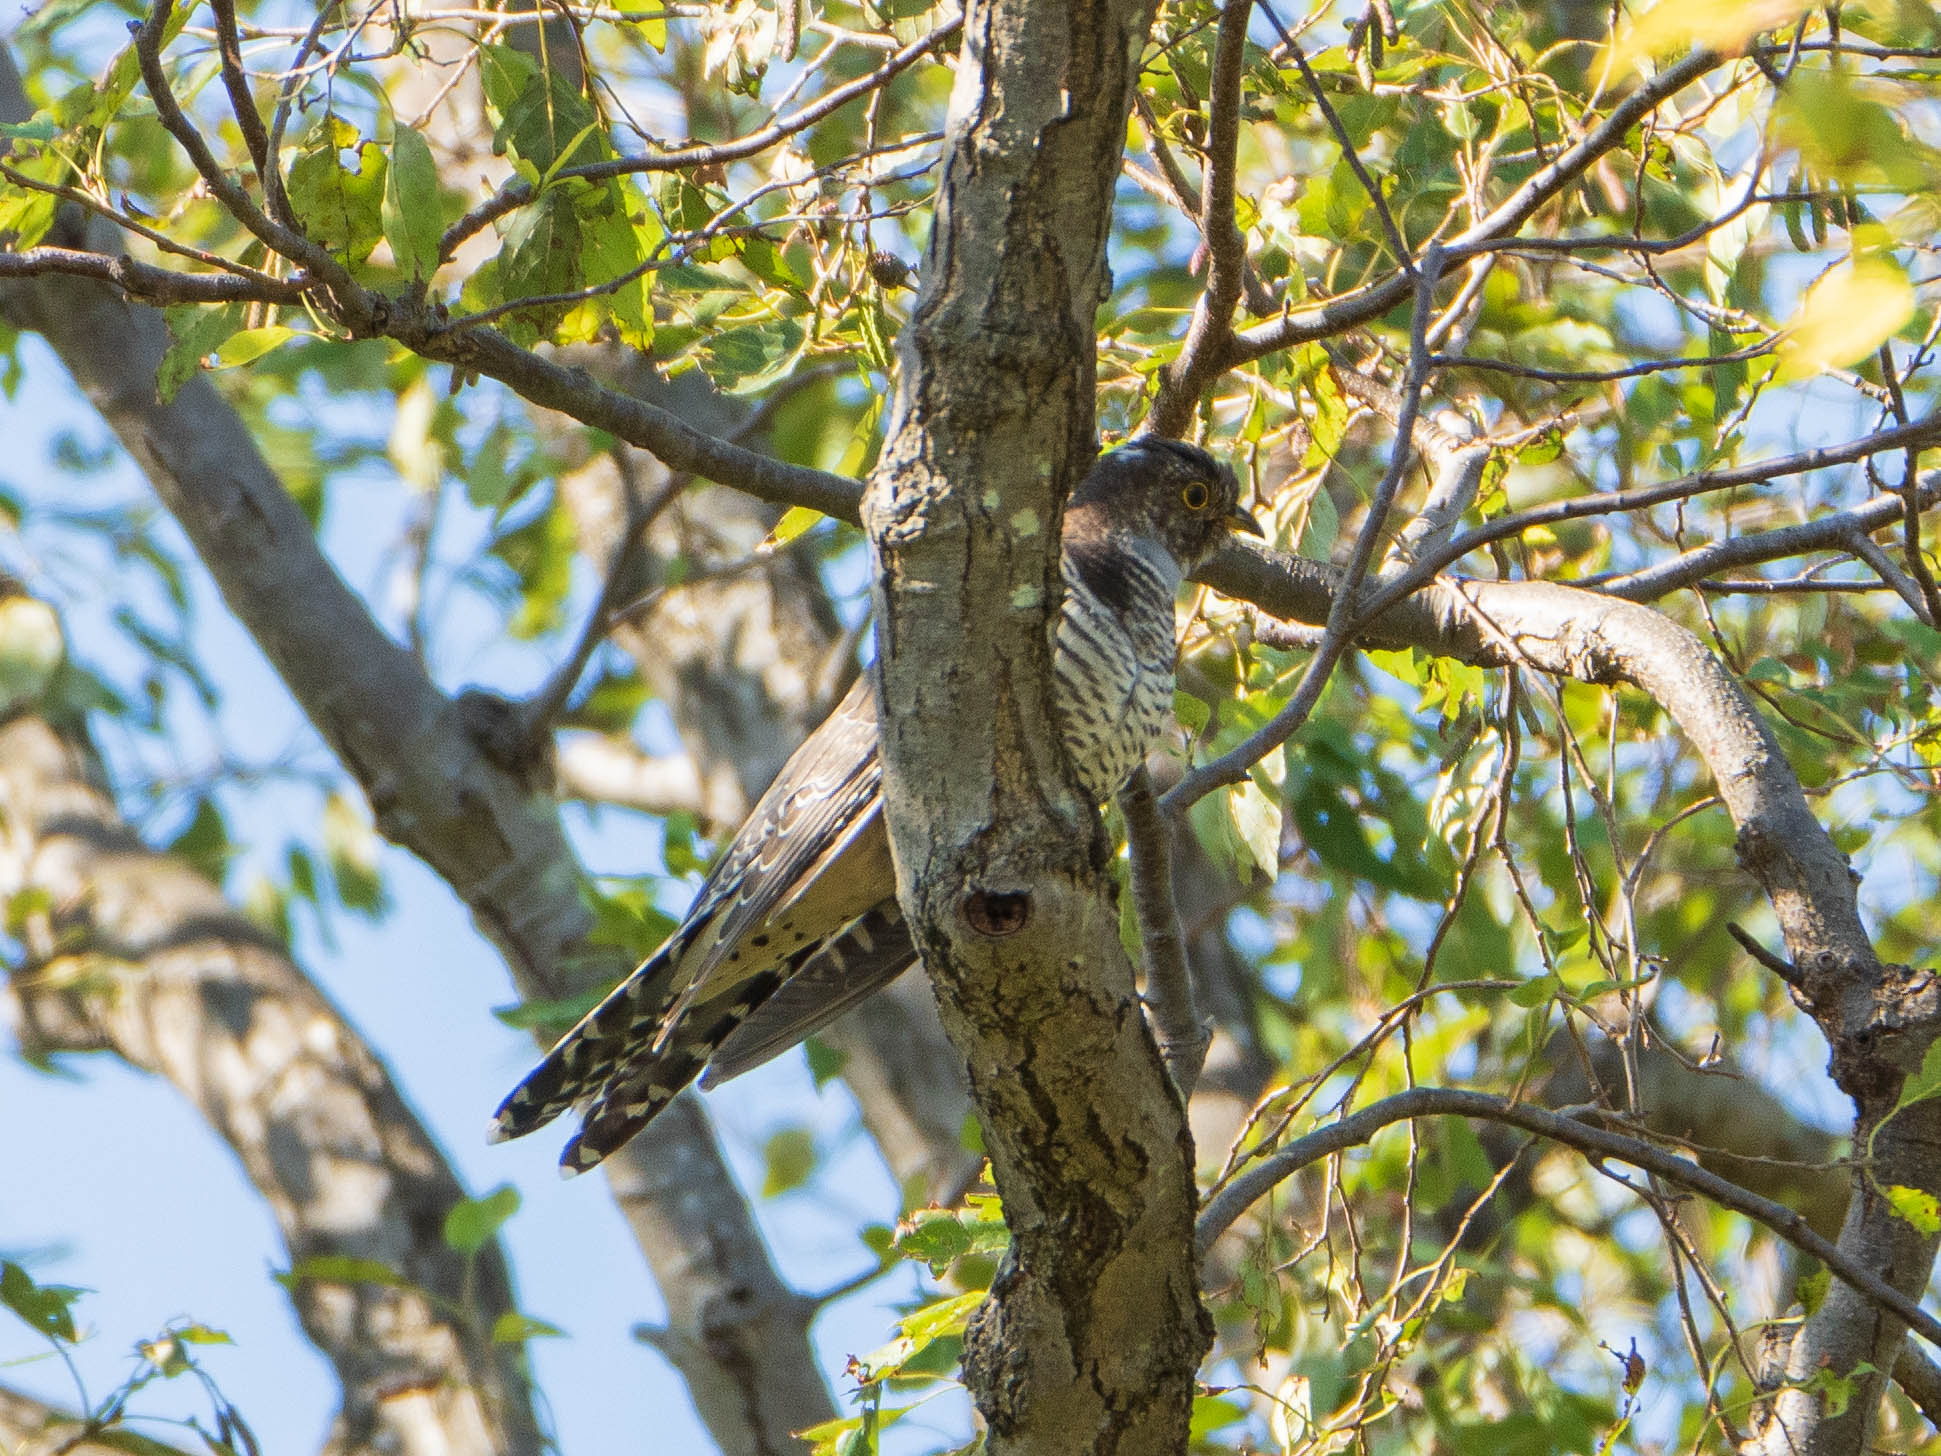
[0,245,304,304]
[1147,0,1253,436]
[1191,1085,1941,1355]
[1227,48,1723,367]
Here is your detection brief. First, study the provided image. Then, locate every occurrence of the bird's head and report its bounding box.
[1067,438,1262,571]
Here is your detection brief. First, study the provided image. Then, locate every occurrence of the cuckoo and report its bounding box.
[491,439,1259,1173]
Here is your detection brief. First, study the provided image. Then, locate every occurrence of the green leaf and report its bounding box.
[481,44,602,172]
[1509,973,1559,1008]
[1296,479,1338,559]
[761,1126,818,1197]
[214,326,297,369]
[1892,1039,1941,1114]
[803,1036,847,1088]
[158,305,245,403]
[1190,1393,1250,1440]
[286,117,386,263]
[901,1288,984,1342]
[701,317,806,393]
[1172,689,1211,736]
[0,1260,85,1342]
[166,799,231,883]
[443,1184,520,1253]
[893,1204,1009,1275]
[383,127,443,280]
[766,505,823,547]
[275,1255,413,1291]
[492,987,606,1033]
[1228,776,1283,879]
[491,1311,566,1343]
[323,792,387,916]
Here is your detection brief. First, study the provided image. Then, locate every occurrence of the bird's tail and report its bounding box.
[488,944,800,1175]
[555,964,790,1174]
[488,945,684,1149]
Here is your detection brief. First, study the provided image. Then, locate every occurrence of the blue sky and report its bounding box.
[0,335,966,1454]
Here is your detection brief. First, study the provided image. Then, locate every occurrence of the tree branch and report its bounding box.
[1147,0,1253,437]
[0,125,837,1456]
[0,709,545,1456]
[1192,1086,1941,1353]
[1119,766,1206,1097]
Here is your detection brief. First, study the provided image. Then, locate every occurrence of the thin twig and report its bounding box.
[208,0,273,180]
[1267,16,1414,276]
[438,14,961,259]
[1595,476,1941,599]
[1350,416,1941,631]
[1191,1085,1941,1359]
[1148,0,1253,434]
[1432,339,1776,383]
[1161,247,1446,815]
[133,0,364,307]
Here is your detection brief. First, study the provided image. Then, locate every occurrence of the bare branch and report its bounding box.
[1597,477,1941,599]
[1119,766,1206,1097]
[0,246,304,304]
[1147,0,1253,437]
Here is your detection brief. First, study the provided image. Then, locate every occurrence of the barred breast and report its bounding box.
[1051,536,1183,801]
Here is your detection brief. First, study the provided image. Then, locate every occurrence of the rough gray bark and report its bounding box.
[0,47,834,1443]
[861,1,1209,1451]
[0,710,542,1456]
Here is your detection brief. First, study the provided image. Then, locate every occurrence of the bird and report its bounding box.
[490,438,1260,1174]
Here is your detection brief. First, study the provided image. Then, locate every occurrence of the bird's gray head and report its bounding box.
[1066,438,1261,572]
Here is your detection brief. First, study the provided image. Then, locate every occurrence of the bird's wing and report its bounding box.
[699,901,918,1086]
[490,674,882,1147]
[651,672,887,1039]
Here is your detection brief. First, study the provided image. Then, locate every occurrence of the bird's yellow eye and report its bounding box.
[1181,480,1211,511]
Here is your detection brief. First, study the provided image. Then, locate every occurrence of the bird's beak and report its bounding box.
[1228,507,1266,538]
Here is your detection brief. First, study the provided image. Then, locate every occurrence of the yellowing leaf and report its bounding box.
[765,505,823,548]
[1883,1183,1941,1234]
[1777,260,1914,382]
[1610,0,1813,72]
